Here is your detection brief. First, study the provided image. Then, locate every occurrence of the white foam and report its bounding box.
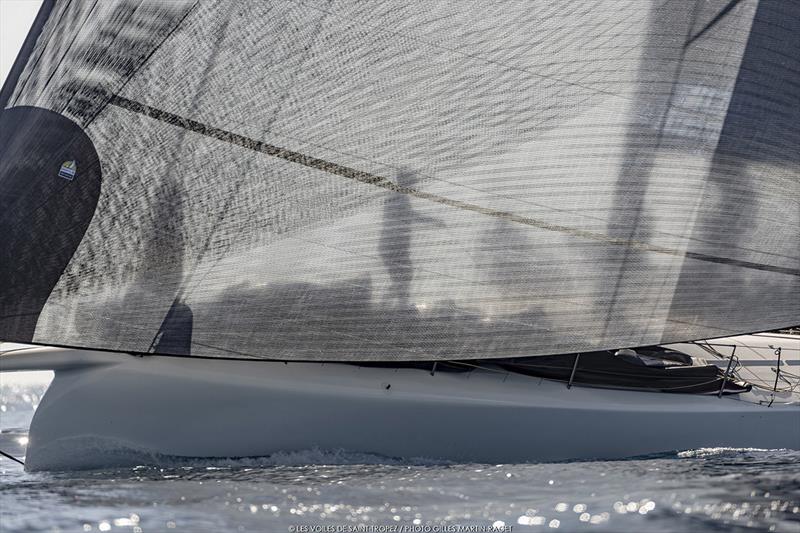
[677,447,780,458]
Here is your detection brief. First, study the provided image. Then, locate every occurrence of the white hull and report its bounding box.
[2,339,798,471]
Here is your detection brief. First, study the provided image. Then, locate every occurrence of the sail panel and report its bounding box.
[1,0,798,360]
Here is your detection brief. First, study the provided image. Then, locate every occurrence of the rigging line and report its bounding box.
[82,0,200,130]
[696,340,772,386]
[178,1,336,301]
[176,111,799,262]
[459,358,735,392]
[107,94,800,278]
[684,0,746,49]
[0,450,24,467]
[20,5,774,262]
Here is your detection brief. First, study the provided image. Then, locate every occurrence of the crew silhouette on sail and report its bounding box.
[379,168,445,310]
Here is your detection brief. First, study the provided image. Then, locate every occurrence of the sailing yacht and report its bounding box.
[1,0,799,470]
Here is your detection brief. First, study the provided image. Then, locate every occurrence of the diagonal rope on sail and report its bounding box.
[108,94,800,278]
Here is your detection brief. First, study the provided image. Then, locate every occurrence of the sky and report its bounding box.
[0,0,42,86]
[0,0,50,386]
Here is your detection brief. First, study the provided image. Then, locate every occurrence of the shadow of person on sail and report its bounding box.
[379,168,446,310]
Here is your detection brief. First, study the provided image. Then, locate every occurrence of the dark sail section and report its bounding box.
[0,107,102,339]
[1,1,797,360]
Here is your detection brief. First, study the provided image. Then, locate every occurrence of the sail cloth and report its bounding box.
[0,0,798,361]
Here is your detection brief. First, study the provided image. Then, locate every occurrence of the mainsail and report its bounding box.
[1,0,798,361]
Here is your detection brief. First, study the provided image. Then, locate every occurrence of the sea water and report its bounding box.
[1,376,798,533]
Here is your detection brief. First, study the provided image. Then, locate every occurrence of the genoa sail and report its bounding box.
[1,0,798,361]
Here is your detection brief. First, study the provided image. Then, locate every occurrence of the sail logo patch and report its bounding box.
[58,160,77,181]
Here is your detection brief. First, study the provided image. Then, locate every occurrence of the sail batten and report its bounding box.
[1,0,798,361]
